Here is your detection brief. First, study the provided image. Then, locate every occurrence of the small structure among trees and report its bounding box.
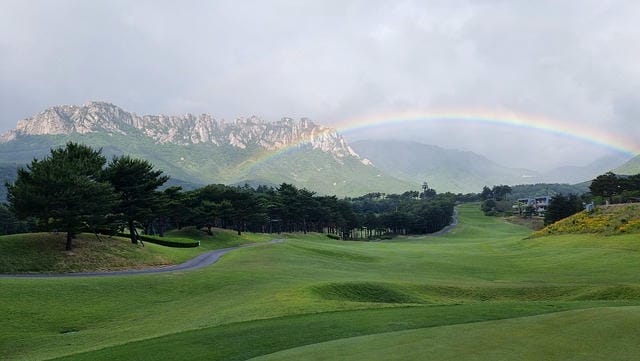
[512,196,552,217]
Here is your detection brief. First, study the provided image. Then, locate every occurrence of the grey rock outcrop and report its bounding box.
[1,101,365,163]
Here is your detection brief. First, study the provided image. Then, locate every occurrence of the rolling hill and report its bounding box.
[614,155,640,175]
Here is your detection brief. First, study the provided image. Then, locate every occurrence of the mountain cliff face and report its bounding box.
[1,101,361,162]
[0,102,413,197]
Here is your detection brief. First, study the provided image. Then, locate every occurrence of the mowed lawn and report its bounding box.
[2,204,640,360]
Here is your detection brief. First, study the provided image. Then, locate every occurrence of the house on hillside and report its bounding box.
[512,198,534,215]
[534,196,552,214]
[512,196,552,216]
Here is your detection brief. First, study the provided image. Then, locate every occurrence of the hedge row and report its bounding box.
[116,233,200,248]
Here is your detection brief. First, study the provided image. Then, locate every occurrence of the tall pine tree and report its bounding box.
[104,156,169,244]
[6,142,116,250]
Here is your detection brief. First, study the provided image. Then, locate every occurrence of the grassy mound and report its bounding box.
[0,228,276,274]
[0,233,175,273]
[533,203,640,237]
[313,282,422,304]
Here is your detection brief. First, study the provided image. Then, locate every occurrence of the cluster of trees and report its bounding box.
[479,184,513,215]
[145,183,455,240]
[167,183,359,239]
[543,194,584,225]
[540,169,640,225]
[350,189,455,236]
[480,185,512,201]
[3,143,458,249]
[6,143,168,250]
[0,204,33,235]
[590,172,640,203]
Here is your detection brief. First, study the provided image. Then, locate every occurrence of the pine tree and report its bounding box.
[104,156,169,244]
[6,142,116,250]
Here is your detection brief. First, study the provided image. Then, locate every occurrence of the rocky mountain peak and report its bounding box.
[0,101,367,164]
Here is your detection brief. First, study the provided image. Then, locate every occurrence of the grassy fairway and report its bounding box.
[253,307,640,361]
[2,204,640,360]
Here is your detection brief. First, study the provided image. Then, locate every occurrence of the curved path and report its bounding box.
[0,239,284,278]
[427,206,459,236]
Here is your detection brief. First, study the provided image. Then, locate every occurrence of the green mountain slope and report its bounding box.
[614,155,640,175]
[0,102,417,197]
[0,133,415,197]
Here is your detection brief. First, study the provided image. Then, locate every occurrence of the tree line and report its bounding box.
[477,171,640,226]
[544,171,640,225]
[3,143,458,249]
[589,172,640,203]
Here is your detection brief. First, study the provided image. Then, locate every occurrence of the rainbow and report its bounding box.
[335,109,639,155]
[238,109,639,176]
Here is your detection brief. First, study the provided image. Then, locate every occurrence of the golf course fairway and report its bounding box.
[2,203,640,360]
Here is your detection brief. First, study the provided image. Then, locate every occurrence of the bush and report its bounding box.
[115,233,200,248]
[326,234,341,240]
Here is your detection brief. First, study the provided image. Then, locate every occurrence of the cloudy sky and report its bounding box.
[1,0,638,171]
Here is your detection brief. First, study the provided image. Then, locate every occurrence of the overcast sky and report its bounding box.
[1,0,638,171]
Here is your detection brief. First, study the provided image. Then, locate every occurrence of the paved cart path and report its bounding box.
[427,206,459,236]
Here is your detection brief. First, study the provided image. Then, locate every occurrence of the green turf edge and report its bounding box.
[48,301,638,361]
[251,305,640,361]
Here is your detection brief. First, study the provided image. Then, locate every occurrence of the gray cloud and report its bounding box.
[1,0,638,170]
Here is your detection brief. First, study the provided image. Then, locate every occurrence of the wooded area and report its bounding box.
[2,143,457,247]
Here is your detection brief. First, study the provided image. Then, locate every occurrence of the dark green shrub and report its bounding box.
[115,233,200,248]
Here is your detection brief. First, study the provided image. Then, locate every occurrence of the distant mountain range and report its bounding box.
[542,153,634,184]
[0,101,633,199]
[350,140,540,194]
[349,139,633,194]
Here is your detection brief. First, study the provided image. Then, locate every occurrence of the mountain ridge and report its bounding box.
[3,101,629,197]
[349,139,631,194]
[0,102,412,197]
[1,101,365,164]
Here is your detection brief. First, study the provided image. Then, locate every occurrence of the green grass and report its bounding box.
[164,226,275,250]
[0,233,176,273]
[2,204,640,360]
[0,228,274,273]
[534,203,640,236]
[253,306,640,361]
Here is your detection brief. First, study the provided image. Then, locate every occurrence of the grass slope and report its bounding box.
[0,228,273,273]
[2,205,640,360]
[0,233,175,273]
[533,203,640,237]
[254,306,640,361]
